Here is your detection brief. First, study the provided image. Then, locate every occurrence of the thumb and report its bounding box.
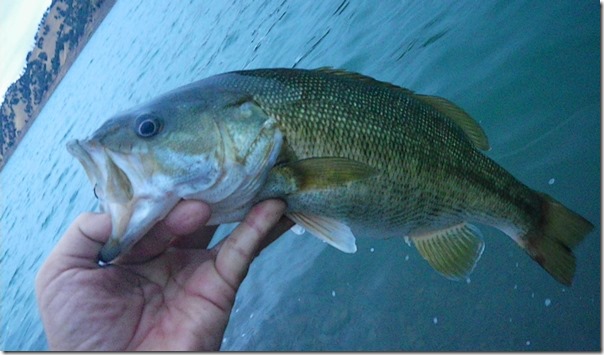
[36,212,112,290]
[54,212,112,268]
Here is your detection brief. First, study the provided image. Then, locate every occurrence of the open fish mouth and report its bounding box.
[67,139,136,261]
[67,139,134,206]
[67,139,178,263]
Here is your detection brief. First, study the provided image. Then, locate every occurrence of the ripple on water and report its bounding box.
[42,172,52,184]
[68,191,79,204]
[7,268,20,288]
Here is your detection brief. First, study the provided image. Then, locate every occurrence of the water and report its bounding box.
[1,0,600,351]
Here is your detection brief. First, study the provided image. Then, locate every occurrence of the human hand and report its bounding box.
[35,199,292,351]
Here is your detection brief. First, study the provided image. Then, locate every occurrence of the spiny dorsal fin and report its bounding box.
[314,67,490,151]
[288,212,357,253]
[313,67,415,95]
[414,94,490,151]
[411,223,485,280]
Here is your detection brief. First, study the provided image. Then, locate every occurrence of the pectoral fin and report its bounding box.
[284,157,377,191]
[259,157,378,198]
[288,212,357,253]
[411,223,485,280]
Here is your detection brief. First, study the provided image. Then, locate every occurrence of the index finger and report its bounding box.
[214,200,287,289]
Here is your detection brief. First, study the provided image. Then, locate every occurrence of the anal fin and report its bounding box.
[288,212,357,253]
[411,223,485,280]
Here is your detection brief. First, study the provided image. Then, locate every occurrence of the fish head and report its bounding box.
[67,83,282,263]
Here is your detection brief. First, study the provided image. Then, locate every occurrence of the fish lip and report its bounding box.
[67,139,101,188]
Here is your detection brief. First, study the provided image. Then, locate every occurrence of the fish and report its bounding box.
[66,68,593,285]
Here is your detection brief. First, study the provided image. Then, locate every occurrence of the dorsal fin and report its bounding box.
[414,94,490,151]
[314,67,490,151]
[313,67,415,95]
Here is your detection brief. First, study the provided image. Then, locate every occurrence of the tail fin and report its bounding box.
[524,193,594,286]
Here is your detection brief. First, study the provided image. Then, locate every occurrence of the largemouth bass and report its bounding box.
[67,68,593,285]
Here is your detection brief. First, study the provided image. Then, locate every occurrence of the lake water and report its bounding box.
[1,0,600,351]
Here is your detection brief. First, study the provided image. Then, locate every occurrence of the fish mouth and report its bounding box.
[67,139,178,263]
[67,139,134,205]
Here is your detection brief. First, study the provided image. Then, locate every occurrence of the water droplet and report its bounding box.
[370,247,375,252]
[234,308,239,313]
[249,313,254,319]
[97,259,110,268]
[291,224,305,235]
[465,278,471,284]
[545,298,551,307]
[331,290,336,297]
[433,317,438,324]
[526,340,531,346]
[515,262,519,268]
[548,178,555,185]
[241,333,246,338]
[513,284,518,290]
[405,255,409,261]
[531,293,535,298]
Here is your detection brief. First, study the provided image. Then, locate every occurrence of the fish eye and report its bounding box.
[135,114,162,138]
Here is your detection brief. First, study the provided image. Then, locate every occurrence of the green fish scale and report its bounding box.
[215,69,541,238]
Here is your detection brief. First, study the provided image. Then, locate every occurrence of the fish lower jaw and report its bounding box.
[98,239,122,264]
[102,194,182,260]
